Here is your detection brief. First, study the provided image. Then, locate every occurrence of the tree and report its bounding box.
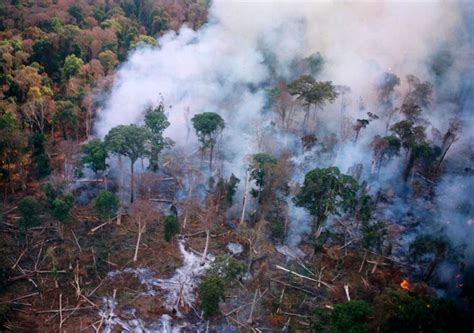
[216,173,240,212]
[95,191,119,222]
[210,255,246,283]
[105,125,149,202]
[250,153,277,220]
[374,289,462,333]
[371,135,401,174]
[164,214,180,242]
[191,112,225,171]
[80,139,108,175]
[98,50,118,73]
[287,75,338,132]
[143,104,173,171]
[68,4,85,25]
[199,275,225,318]
[18,196,42,232]
[54,101,79,140]
[294,167,359,238]
[51,193,74,239]
[29,132,51,179]
[129,200,155,261]
[62,54,84,80]
[331,300,372,333]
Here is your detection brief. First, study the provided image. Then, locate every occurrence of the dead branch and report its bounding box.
[148,198,173,203]
[275,265,334,289]
[270,279,317,296]
[71,230,82,253]
[0,292,39,304]
[12,248,28,270]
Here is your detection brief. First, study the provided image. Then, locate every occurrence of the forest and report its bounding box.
[0,1,473,332]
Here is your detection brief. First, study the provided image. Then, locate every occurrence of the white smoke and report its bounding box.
[94,1,472,247]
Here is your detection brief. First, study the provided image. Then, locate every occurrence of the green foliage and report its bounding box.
[361,220,386,253]
[295,167,359,229]
[18,196,42,231]
[144,104,173,171]
[29,132,51,178]
[374,289,462,333]
[98,50,118,72]
[164,214,180,242]
[311,308,331,332]
[40,182,63,207]
[390,120,426,151]
[95,191,119,221]
[68,4,85,25]
[199,274,225,318]
[250,153,277,195]
[80,139,108,174]
[288,76,338,108]
[41,17,64,33]
[270,219,285,240]
[210,255,246,283]
[191,112,225,169]
[131,35,157,48]
[54,100,79,139]
[105,125,149,164]
[305,52,324,76]
[62,54,84,79]
[216,173,240,211]
[51,193,74,225]
[331,300,372,333]
[191,112,225,148]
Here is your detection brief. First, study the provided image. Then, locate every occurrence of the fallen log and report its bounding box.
[275,265,334,290]
[149,198,174,203]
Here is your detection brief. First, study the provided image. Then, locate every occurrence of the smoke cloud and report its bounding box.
[94,1,473,253]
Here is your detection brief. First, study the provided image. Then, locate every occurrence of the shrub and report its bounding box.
[199,275,225,318]
[95,191,119,221]
[331,300,372,333]
[210,255,246,283]
[164,215,180,242]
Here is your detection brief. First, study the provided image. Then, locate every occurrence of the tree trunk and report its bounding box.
[403,151,416,181]
[436,139,455,172]
[130,159,135,203]
[201,229,210,265]
[133,221,144,262]
[240,170,250,225]
[209,143,214,172]
[183,181,193,229]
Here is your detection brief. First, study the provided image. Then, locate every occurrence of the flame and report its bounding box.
[400,279,410,290]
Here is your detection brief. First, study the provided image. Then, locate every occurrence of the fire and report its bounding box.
[400,279,410,290]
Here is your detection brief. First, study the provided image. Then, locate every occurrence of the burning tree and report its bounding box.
[191,112,225,171]
[294,167,359,238]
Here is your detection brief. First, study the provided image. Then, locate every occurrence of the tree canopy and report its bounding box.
[294,167,359,235]
[191,112,225,171]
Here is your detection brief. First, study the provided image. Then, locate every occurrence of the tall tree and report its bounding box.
[294,167,359,238]
[143,104,173,171]
[105,125,149,202]
[191,112,225,171]
[249,153,277,221]
[287,75,338,132]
